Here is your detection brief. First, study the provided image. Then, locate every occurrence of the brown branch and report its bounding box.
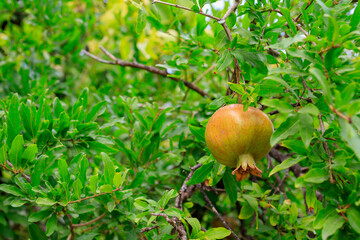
[151,213,187,240]
[200,189,241,240]
[141,225,160,233]
[329,105,352,123]
[82,48,213,99]
[66,212,75,240]
[175,163,202,210]
[68,187,122,204]
[72,213,106,228]
[152,0,221,21]
[1,160,32,184]
[222,0,240,20]
[294,0,315,22]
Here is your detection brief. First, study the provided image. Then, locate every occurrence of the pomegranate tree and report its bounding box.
[205,104,273,181]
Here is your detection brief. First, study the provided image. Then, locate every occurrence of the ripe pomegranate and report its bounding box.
[205,104,273,181]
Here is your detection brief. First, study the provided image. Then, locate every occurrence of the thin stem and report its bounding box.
[82,48,213,99]
[68,187,122,204]
[200,189,241,240]
[152,0,221,21]
[329,105,352,123]
[193,64,216,84]
[72,213,106,228]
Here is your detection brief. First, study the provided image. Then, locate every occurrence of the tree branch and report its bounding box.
[82,47,213,99]
[151,213,187,240]
[329,105,352,123]
[222,0,240,20]
[200,189,241,240]
[175,163,202,210]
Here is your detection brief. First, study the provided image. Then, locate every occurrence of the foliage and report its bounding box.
[0,0,360,239]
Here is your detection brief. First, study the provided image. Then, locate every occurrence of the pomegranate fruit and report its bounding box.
[205,104,273,181]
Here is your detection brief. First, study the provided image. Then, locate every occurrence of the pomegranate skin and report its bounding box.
[205,104,273,180]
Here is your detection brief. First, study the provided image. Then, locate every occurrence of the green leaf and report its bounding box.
[232,50,268,75]
[32,156,45,187]
[223,168,237,204]
[264,76,298,99]
[58,112,70,137]
[270,116,300,146]
[159,189,178,209]
[279,7,296,34]
[304,168,329,183]
[0,184,26,197]
[73,178,83,200]
[347,207,360,234]
[189,125,205,142]
[314,206,337,229]
[298,103,320,116]
[46,214,57,236]
[299,113,314,148]
[36,198,57,206]
[85,101,107,123]
[101,152,115,185]
[216,50,232,72]
[322,215,345,240]
[238,202,255,220]
[228,82,245,95]
[113,172,122,188]
[204,227,231,239]
[29,223,47,240]
[187,162,214,185]
[58,159,69,183]
[88,141,118,154]
[185,217,201,235]
[8,134,24,168]
[269,157,305,176]
[339,118,360,160]
[243,195,258,211]
[20,103,36,138]
[134,198,149,211]
[164,207,182,219]
[28,209,53,222]
[350,2,360,30]
[0,144,8,165]
[89,175,98,193]
[309,67,332,104]
[22,144,38,165]
[99,184,113,193]
[136,8,146,34]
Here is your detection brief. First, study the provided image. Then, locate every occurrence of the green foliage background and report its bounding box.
[0,0,360,239]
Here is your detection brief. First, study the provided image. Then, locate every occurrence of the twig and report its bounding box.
[193,64,216,84]
[200,189,241,240]
[81,224,102,233]
[141,225,159,233]
[151,213,187,240]
[222,0,240,20]
[329,105,352,123]
[82,48,213,99]
[72,213,106,228]
[152,0,221,21]
[66,212,75,240]
[1,160,33,185]
[175,163,202,210]
[294,0,315,22]
[68,187,122,204]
